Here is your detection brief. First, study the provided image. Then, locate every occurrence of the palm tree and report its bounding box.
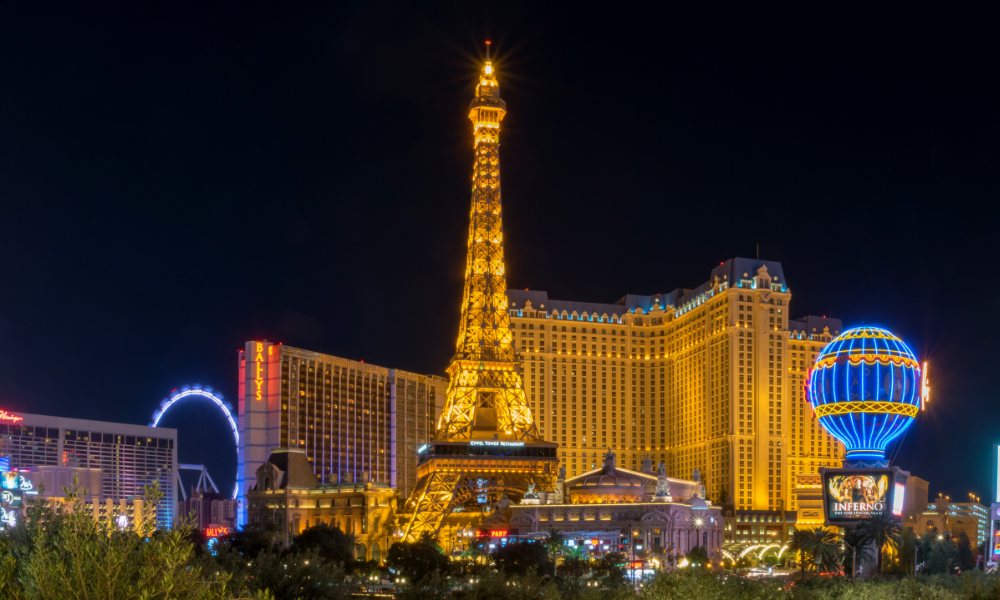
[560,546,587,579]
[840,526,875,579]
[544,529,566,561]
[789,528,840,579]
[856,512,902,576]
[417,530,443,553]
[789,530,810,580]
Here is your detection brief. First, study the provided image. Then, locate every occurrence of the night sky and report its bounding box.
[0,4,997,502]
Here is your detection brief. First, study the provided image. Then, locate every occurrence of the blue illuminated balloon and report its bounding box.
[807,327,923,463]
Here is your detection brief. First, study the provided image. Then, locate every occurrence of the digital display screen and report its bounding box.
[892,483,905,516]
[825,473,890,520]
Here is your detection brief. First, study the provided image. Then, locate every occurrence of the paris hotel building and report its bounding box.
[508,258,844,512]
[237,342,445,525]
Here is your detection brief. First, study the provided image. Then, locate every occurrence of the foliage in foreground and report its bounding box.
[2,480,1000,600]
[0,478,264,600]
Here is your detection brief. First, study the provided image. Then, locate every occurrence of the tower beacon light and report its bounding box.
[807,326,923,468]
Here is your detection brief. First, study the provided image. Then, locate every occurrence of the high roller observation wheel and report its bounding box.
[150,385,239,499]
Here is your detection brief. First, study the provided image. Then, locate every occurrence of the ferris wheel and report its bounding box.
[150,384,239,499]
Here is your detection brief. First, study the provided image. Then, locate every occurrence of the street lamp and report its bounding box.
[843,540,857,580]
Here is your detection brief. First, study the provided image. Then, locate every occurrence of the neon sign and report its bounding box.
[254,342,265,401]
[470,441,524,447]
[892,483,905,516]
[476,529,507,538]
[807,327,921,461]
[0,411,23,424]
[205,526,230,537]
[1,490,22,507]
[0,507,15,528]
[921,362,930,410]
[1,472,31,491]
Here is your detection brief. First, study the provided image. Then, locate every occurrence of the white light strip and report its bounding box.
[151,388,239,499]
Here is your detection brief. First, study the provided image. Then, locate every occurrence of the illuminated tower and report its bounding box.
[437,42,539,443]
[400,44,558,541]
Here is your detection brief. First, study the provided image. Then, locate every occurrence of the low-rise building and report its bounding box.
[4,465,154,529]
[245,449,397,561]
[470,452,724,563]
[925,494,988,547]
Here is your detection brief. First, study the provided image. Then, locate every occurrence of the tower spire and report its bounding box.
[435,47,539,442]
[398,46,557,545]
[485,40,490,60]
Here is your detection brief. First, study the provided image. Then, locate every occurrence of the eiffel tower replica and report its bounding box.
[400,43,559,541]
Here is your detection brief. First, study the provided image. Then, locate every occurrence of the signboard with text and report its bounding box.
[819,466,908,526]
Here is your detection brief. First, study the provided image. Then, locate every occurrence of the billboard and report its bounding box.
[820,466,908,525]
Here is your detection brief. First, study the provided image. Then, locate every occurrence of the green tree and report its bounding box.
[684,546,709,569]
[558,545,587,579]
[290,524,356,570]
[856,512,902,575]
[544,529,567,561]
[895,528,917,576]
[840,526,875,579]
[925,534,958,575]
[492,541,554,577]
[955,530,974,572]
[224,522,282,559]
[386,537,451,583]
[789,527,840,579]
[591,551,629,588]
[202,546,348,600]
[9,478,249,600]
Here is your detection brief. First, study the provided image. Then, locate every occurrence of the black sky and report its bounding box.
[0,2,997,501]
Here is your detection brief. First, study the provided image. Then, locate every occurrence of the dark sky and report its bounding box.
[0,3,997,502]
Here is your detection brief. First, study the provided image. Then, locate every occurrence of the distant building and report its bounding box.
[925,493,988,547]
[237,342,444,525]
[791,472,826,532]
[245,449,397,561]
[901,475,931,534]
[507,260,844,513]
[6,465,155,529]
[0,411,177,528]
[179,487,237,531]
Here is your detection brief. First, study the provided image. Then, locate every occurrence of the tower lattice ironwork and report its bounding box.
[399,44,557,542]
[437,42,538,444]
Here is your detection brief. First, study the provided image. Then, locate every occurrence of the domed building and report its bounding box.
[478,450,723,564]
[566,452,704,505]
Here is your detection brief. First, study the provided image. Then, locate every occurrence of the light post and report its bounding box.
[843,541,857,581]
[914,536,928,579]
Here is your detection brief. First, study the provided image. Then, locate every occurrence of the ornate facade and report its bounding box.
[246,449,397,561]
[494,452,724,559]
[508,267,846,512]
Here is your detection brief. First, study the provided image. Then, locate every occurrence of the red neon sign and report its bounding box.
[205,526,229,537]
[254,343,265,401]
[0,411,23,424]
[475,529,508,538]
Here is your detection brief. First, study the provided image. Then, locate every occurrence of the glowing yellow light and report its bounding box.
[921,361,930,409]
[813,401,918,419]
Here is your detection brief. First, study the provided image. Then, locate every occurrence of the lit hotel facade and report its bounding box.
[0,411,178,527]
[507,258,844,512]
[237,342,444,524]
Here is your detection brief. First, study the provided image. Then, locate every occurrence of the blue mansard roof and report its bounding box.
[508,257,788,317]
[507,258,840,336]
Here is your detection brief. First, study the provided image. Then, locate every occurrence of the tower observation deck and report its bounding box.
[399,44,559,541]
